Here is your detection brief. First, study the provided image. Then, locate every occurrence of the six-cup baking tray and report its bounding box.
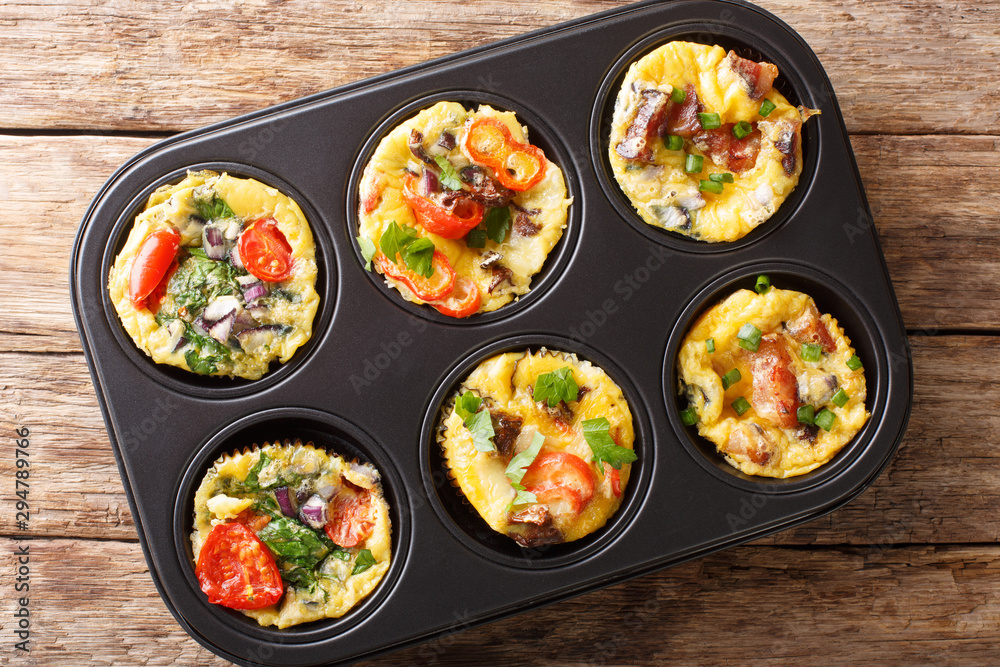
[70,1,912,665]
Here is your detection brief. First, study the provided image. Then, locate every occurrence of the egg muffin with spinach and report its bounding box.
[108,170,319,379]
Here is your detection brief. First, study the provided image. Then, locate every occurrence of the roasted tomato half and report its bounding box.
[195,522,283,610]
[128,227,180,309]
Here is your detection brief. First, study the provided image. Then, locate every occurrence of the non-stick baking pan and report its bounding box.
[70,1,912,664]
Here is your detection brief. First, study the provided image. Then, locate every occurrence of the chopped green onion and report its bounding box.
[698,112,721,130]
[732,121,753,139]
[721,368,742,390]
[699,179,724,194]
[800,343,822,362]
[814,408,836,431]
[737,323,762,352]
[759,99,776,117]
[709,172,734,183]
[731,396,751,416]
[797,405,815,425]
[847,355,863,371]
[754,274,771,294]
[665,134,684,151]
[706,338,715,353]
[680,406,699,426]
[684,153,704,173]
[670,86,687,104]
[832,388,850,408]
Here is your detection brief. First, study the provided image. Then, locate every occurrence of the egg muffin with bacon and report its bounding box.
[357,102,571,317]
[108,170,319,379]
[438,349,636,547]
[677,278,869,477]
[609,41,818,242]
[191,440,391,628]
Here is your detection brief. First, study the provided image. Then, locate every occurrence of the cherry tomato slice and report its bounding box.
[238,217,294,283]
[196,522,283,610]
[402,175,484,239]
[375,250,456,302]
[429,276,481,318]
[129,227,180,309]
[325,488,376,548]
[522,451,596,516]
[464,117,547,192]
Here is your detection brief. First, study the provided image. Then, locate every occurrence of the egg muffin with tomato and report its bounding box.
[609,41,818,242]
[677,280,869,477]
[438,349,635,547]
[191,440,392,629]
[108,170,320,379]
[357,102,571,317]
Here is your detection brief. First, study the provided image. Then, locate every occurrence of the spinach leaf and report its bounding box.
[193,194,236,221]
[257,516,333,589]
[352,549,377,575]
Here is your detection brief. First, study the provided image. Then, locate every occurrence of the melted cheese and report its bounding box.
[108,170,320,379]
[191,441,391,629]
[678,288,869,477]
[358,102,571,314]
[609,41,811,242]
[439,350,634,543]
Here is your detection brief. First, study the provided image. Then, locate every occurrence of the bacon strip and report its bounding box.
[615,89,671,162]
[748,334,800,429]
[664,85,703,138]
[692,124,762,173]
[724,50,778,100]
[785,302,836,353]
[774,122,801,176]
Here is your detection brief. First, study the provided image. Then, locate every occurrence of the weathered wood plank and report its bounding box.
[0,135,156,353]
[1,133,999,354]
[0,335,996,546]
[0,1,997,135]
[2,537,999,666]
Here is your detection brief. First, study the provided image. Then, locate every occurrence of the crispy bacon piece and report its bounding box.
[692,124,762,173]
[747,334,800,429]
[408,129,436,167]
[724,50,778,100]
[509,505,563,548]
[513,208,541,237]
[774,122,801,176]
[488,265,513,294]
[616,89,671,162]
[785,302,837,353]
[664,84,704,138]
[490,410,523,460]
[725,423,776,466]
[459,164,514,208]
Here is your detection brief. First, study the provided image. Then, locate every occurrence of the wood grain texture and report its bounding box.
[2,134,1000,357]
[1,0,998,135]
[3,537,1000,666]
[0,336,993,547]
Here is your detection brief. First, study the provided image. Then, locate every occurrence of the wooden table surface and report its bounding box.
[2,0,999,664]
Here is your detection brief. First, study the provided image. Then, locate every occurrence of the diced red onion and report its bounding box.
[274,487,297,518]
[235,324,283,353]
[418,168,439,197]
[242,282,268,303]
[207,311,235,344]
[229,244,245,270]
[203,296,240,324]
[298,495,328,530]
[234,309,258,329]
[203,225,226,260]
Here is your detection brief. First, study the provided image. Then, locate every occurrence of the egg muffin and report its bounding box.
[609,41,818,242]
[677,282,869,477]
[191,441,391,629]
[439,349,636,547]
[108,170,319,379]
[357,102,571,317]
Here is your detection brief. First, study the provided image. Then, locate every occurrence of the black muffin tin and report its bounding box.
[70,1,911,665]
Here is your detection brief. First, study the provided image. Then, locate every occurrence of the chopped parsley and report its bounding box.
[533,366,579,408]
[455,391,496,453]
[582,417,637,472]
[505,431,544,509]
[379,221,435,278]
